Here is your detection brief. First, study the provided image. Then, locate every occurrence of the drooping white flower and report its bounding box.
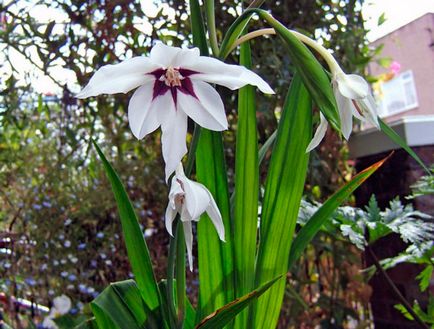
[42,295,71,329]
[165,164,225,271]
[77,43,274,180]
[306,71,380,152]
[289,30,380,152]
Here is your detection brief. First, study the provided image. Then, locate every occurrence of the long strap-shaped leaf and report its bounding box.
[288,154,391,269]
[233,40,259,329]
[93,142,161,320]
[189,0,235,323]
[91,280,155,329]
[196,130,235,320]
[195,275,282,329]
[252,75,312,328]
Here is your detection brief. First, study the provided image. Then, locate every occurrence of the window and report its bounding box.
[377,70,418,117]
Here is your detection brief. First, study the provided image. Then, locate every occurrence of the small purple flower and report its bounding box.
[96,232,104,239]
[77,243,87,250]
[42,201,51,208]
[67,274,77,282]
[25,277,37,286]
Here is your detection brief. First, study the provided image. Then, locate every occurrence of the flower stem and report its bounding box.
[185,124,201,176]
[289,30,342,75]
[167,220,179,328]
[204,0,219,56]
[228,28,276,54]
[175,223,186,328]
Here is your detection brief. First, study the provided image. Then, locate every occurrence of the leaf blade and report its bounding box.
[288,155,390,269]
[92,142,160,316]
[233,40,259,328]
[252,74,312,328]
[195,276,282,329]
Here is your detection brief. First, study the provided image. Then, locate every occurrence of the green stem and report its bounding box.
[167,220,179,328]
[367,247,429,329]
[204,0,219,56]
[185,124,201,176]
[176,224,186,328]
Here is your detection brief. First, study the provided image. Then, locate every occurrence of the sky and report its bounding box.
[363,0,434,41]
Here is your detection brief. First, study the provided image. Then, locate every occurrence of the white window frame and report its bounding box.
[377,70,419,118]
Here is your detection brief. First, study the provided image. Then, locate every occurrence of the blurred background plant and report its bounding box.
[0,0,393,328]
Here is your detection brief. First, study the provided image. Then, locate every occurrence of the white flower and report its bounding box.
[42,295,71,329]
[165,164,225,271]
[306,71,380,152]
[289,30,380,152]
[77,43,274,180]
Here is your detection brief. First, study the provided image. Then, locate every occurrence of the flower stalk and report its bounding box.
[228,28,276,54]
[204,0,219,56]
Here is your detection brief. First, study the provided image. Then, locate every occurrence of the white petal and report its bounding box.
[42,317,57,329]
[181,178,211,221]
[204,189,225,242]
[53,295,71,315]
[178,80,228,131]
[150,43,200,67]
[183,56,274,94]
[355,94,380,129]
[306,113,328,152]
[334,87,353,140]
[76,57,160,98]
[336,73,369,100]
[128,83,160,139]
[182,221,194,271]
[159,94,188,181]
[165,177,181,236]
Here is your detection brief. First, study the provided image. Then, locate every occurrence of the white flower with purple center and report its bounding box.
[77,43,274,180]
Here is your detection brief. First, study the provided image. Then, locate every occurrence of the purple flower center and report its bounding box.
[150,67,198,106]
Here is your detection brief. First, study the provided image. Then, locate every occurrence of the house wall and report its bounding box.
[369,13,434,122]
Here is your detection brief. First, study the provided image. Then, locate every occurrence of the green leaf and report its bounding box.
[195,276,282,329]
[159,280,197,329]
[377,13,386,26]
[379,118,430,174]
[189,0,209,55]
[394,303,415,321]
[288,156,389,269]
[54,314,88,328]
[252,74,311,328]
[91,304,117,329]
[219,13,254,59]
[195,130,235,321]
[233,40,259,329]
[258,130,276,165]
[416,265,433,292]
[91,280,156,329]
[190,0,234,322]
[75,318,99,329]
[92,142,161,317]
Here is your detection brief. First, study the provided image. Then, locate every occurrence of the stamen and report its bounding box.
[164,67,183,87]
